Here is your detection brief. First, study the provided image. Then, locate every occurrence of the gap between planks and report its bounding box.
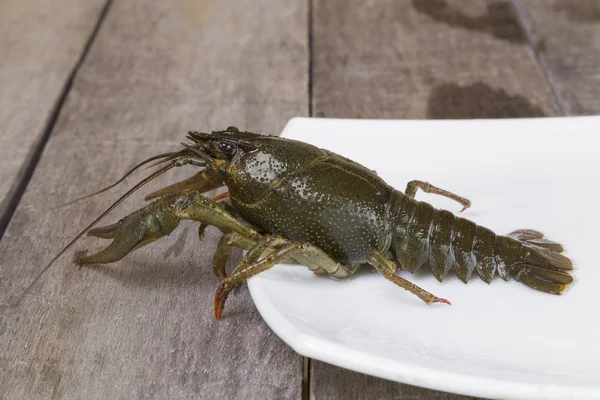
[0,0,115,240]
[304,1,314,399]
[509,0,566,115]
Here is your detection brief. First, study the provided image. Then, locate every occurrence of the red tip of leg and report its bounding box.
[213,192,230,202]
[437,297,452,305]
[214,284,224,320]
[214,301,223,320]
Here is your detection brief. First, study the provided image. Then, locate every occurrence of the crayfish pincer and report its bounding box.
[49,127,573,319]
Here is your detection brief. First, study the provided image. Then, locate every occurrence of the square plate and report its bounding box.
[247,117,600,400]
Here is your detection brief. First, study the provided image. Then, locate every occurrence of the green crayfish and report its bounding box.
[49,127,573,319]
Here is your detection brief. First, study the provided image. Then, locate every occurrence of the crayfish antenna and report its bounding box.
[51,151,181,210]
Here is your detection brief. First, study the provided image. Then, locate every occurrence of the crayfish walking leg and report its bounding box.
[368,250,451,305]
[213,234,362,319]
[405,180,471,212]
[143,169,223,201]
[214,237,308,319]
[211,231,360,279]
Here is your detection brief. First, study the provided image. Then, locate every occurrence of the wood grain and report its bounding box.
[0,0,107,235]
[0,0,307,398]
[513,0,600,115]
[309,367,479,400]
[312,0,559,120]
[310,0,559,398]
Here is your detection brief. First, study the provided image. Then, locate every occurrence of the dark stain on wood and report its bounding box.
[535,39,547,55]
[427,82,547,118]
[412,0,526,43]
[553,0,600,23]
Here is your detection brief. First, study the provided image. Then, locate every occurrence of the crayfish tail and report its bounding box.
[507,229,565,252]
[390,192,575,296]
[502,229,573,295]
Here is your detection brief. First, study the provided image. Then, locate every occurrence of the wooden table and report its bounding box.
[1,1,597,398]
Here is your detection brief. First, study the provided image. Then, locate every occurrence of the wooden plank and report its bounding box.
[512,0,600,115]
[312,0,559,120]
[310,0,559,398]
[309,366,479,400]
[0,0,108,235]
[0,0,307,399]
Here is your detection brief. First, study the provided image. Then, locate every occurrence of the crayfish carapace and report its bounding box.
[47,127,573,319]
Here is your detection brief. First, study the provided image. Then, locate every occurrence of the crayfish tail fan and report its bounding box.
[505,229,573,294]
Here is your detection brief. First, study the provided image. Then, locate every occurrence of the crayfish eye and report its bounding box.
[218,141,237,155]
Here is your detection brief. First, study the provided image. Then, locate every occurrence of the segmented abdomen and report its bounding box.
[389,191,570,286]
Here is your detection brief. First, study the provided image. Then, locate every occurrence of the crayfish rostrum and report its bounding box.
[50,127,573,319]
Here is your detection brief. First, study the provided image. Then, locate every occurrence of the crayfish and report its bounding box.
[47,127,573,319]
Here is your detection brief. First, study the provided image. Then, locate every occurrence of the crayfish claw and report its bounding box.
[87,222,119,239]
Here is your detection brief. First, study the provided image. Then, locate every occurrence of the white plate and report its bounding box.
[247,117,600,400]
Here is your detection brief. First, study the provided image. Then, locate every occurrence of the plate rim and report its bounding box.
[249,273,598,400]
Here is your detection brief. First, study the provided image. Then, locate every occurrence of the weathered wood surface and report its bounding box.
[310,0,561,398]
[0,0,307,399]
[312,0,560,120]
[513,0,600,115]
[0,0,107,235]
[2,0,599,399]
[309,367,480,400]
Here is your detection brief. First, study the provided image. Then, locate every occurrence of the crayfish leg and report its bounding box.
[405,180,471,212]
[212,233,233,278]
[212,233,361,319]
[144,169,224,201]
[211,231,260,278]
[214,238,309,320]
[368,250,451,305]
